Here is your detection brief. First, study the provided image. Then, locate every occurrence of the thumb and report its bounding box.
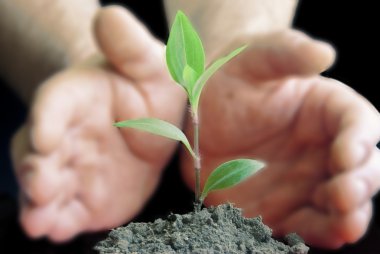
[28,75,77,154]
[94,6,164,81]
[228,29,336,80]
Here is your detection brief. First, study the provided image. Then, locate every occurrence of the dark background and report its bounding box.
[0,0,379,253]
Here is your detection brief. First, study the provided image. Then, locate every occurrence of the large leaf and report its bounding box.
[166,10,205,90]
[114,118,195,158]
[200,159,265,201]
[190,45,247,113]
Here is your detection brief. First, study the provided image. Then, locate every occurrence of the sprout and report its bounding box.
[114,11,265,210]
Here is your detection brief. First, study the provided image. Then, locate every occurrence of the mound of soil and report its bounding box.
[95,203,309,254]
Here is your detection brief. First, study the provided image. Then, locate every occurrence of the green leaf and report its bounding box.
[182,64,198,89]
[114,118,195,158]
[190,45,247,113]
[200,158,265,201]
[166,10,205,88]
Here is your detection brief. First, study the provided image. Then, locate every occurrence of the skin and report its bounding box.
[0,0,99,104]
[164,0,298,62]
[4,2,380,249]
[180,30,380,248]
[11,7,186,242]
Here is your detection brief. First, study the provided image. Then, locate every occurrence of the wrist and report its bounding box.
[56,1,100,65]
[164,0,298,62]
[0,0,100,104]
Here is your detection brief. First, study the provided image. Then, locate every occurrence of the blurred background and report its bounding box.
[0,0,379,253]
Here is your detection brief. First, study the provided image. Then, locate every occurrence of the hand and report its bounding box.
[11,6,186,242]
[180,30,380,248]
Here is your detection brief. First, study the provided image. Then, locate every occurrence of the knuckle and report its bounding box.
[330,203,371,244]
[327,175,355,213]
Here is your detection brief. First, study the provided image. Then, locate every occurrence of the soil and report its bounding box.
[95,203,309,254]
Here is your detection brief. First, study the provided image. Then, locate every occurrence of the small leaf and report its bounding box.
[190,45,247,113]
[200,159,265,201]
[182,64,198,89]
[166,10,205,88]
[114,118,195,158]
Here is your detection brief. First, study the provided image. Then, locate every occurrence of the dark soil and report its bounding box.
[95,203,309,254]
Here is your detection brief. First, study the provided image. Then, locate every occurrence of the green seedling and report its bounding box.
[114,11,265,209]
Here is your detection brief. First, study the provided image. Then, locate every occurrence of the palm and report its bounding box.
[181,30,380,247]
[11,7,186,242]
[12,58,185,242]
[197,73,331,221]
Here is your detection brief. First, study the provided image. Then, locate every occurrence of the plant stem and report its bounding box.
[192,110,201,210]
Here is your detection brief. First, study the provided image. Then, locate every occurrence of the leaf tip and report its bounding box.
[254,159,266,169]
[176,10,187,19]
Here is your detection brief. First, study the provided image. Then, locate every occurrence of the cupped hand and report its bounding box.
[180,30,380,248]
[11,6,186,242]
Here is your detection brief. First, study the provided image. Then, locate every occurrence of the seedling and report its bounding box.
[114,11,265,210]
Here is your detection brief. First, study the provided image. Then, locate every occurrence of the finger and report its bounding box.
[95,6,164,81]
[12,125,79,206]
[29,76,77,154]
[12,126,62,205]
[276,202,372,248]
[11,124,31,171]
[13,73,96,205]
[48,199,89,243]
[230,29,336,80]
[325,80,380,174]
[245,154,328,225]
[29,68,109,154]
[313,148,380,214]
[19,193,60,239]
[17,156,64,206]
[245,180,314,227]
[20,193,88,242]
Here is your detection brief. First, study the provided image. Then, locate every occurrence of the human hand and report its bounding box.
[11,6,186,242]
[180,30,380,248]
